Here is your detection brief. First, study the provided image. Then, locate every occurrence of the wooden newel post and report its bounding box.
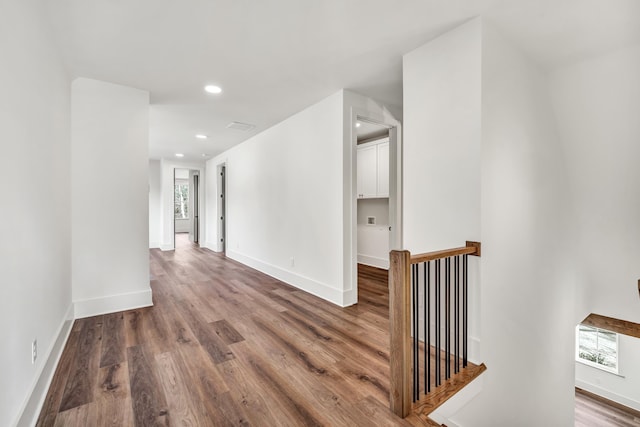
[389,250,412,418]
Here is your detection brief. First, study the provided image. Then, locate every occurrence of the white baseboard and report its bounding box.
[160,243,174,251]
[575,379,640,412]
[15,304,74,427]
[200,241,219,252]
[149,241,160,249]
[74,288,153,319]
[357,254,389,270]
[226,249,346,306]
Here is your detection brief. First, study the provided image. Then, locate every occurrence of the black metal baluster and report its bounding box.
[411,264,420,402]
[424,261,431,393]
[445,257,450,380]
[455,256,459,374]
[435,259,441,387]
[463,254,468,368]
[423,262,428,395]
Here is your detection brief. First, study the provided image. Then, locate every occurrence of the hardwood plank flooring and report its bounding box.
[37,235,431,426]
[575,388,640,427]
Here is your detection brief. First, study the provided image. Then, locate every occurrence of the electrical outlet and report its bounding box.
[32,339,37,364]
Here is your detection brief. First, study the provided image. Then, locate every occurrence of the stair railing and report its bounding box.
[389,241,481,417]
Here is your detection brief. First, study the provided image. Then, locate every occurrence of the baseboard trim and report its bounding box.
[15,304,74,427]
[575,379,640,412]
[149,241,160,249]
[74,288,153,319]
[160,243,174,251]
[227,250,345,306]
[200,241,219,252]
[357,254,389,270]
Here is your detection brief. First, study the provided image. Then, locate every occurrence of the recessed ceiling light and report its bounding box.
[175,153,184,158]
[204,85,222,94]
[195,134,208,139]
[356,122,361,128]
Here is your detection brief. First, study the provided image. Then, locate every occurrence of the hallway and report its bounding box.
[36,244,414,426]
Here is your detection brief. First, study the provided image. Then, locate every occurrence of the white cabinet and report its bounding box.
[376,142,389,197]
[357,145,377,198]
[357,138,389,199]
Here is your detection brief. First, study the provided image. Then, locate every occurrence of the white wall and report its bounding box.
[403,19,577,426]
[456,23,575,427]
[71,78,152,318]
[149,159,161,247]
[357,225,390,269]
[550,45,640,324]
[357,199,390,269]
[175,219,190,233]
[575,334,640,411]
[208,91,346,304]
[0,2,73,426]
[206,89,399,306]
[403,19,482,254]
[402,18,483,366]
[550,44,640,411]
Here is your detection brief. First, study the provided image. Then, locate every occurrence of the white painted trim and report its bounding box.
[226,249,346,306]
[14,304,74,427]
[357,254,389,270]
[431,368,486,427]
[74,288,153,319]
[468,335,481,366]
[160,244,174,251]
[201,241,219,252]
[575,379,640,412]
[149,241,161,249]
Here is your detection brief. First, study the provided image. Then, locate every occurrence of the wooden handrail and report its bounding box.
[409,241,481,264]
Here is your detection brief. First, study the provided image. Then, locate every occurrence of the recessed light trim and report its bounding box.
[175,153,184,158]
[355,122,361,128]
[204,85,222,94]
[195,134,208,139]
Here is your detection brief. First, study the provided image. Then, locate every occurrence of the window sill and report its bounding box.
[576,359,624,378]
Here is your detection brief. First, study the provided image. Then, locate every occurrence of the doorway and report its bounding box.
[355,119,392,302]
[174,168,201,250]
[353,114,401,305]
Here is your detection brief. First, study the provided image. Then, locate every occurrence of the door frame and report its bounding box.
[349,108,402,305]
[216,162,227,253]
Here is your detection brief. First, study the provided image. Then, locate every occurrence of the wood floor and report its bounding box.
[575,388,640,427]
[36,235,422,426]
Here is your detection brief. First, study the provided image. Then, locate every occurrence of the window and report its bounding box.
[174,182,189,219]
[576,324,618,373]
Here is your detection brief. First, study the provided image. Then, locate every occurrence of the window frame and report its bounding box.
[575,324,619,375]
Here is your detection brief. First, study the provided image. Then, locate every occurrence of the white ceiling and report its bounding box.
[44,0,640,161]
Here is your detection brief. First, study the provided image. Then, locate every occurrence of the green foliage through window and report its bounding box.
[174,183,189,219]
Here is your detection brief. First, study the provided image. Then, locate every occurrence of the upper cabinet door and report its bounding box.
[357,145,377,198]
[376,142,389,197]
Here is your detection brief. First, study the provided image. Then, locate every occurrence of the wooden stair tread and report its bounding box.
[581,313,640,339]
[413,363,487,417]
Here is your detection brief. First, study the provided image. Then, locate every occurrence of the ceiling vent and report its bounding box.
[226,121,255,132]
